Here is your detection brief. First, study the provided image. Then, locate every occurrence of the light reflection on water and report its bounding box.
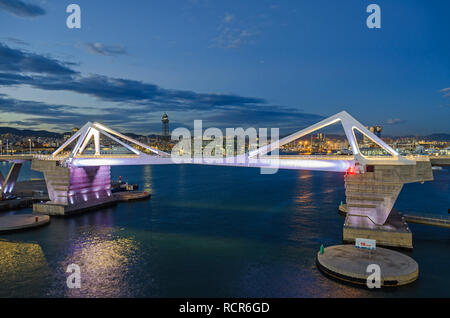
[60,233,139,298]
[0,240,50,297]
[0,165,448,297]
[143,165,153,193]
[294,171,314,208]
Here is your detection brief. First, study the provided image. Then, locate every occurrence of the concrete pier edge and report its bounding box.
[316,244,419,288]
[0,214,50,233]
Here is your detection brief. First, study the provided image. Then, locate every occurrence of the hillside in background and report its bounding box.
[0,127,62,138]
[0,126,449,142]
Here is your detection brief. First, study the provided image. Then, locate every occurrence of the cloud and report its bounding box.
[0,0,45,18]
[0,42,77,75]
[440,87,450,97]
[10,73,267,110]
[5,37,29,46]
[386,118,406,125]
[84,42,128,56]
[0,43,265,109]
[223,13,234,23]
[211,14,259,49]
[0,94,141,130]
[0,119,41,126]
[204,107,323,132]
[0,94,80,118]
[211,28,257,49]
[0,93,323,134]
[0,42,322,133]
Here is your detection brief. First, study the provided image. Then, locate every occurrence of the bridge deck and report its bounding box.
[0,154,438,161]
[404,213,450,228]
[0,153,438,172]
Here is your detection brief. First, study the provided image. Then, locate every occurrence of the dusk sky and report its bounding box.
[0,0,449,135]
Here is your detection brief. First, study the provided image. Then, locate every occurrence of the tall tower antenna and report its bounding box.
[162,113,169,141]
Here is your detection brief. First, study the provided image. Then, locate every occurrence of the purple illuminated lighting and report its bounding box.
[67,165,112,206]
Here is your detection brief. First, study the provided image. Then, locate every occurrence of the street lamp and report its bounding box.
[6,139,8,155]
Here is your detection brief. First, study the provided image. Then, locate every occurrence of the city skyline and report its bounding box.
[0,0,449,136]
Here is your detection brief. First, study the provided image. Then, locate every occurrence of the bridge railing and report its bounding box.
[276,155,355,160]
[73,154,141,159]
[345,213,384,227]
[0,154,35,158]
[404,212,450,222]
[404,155,433,161]
[34,154,64,160]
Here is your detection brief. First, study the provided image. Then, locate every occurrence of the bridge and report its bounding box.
[0,111,435,248]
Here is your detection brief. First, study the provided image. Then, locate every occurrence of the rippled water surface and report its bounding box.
[0,162,449,297]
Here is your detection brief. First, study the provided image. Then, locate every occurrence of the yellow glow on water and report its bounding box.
[298,172,313,180]
[63,236,139,297]
[294,171,313,206]
[142,165,153,192]
[0,240,49,297]
[295,190,313,205]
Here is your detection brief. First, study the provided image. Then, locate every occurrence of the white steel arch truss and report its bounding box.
[51,111,415,170]
[52,122,170,158]
[248,111,412,166]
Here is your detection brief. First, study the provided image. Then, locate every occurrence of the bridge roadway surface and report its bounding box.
[0,154,445,172]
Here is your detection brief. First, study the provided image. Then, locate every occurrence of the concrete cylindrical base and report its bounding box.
[0,214,50,233]
[316,245,418,287]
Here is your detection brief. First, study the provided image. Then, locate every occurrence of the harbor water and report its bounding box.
[0,162,449,297]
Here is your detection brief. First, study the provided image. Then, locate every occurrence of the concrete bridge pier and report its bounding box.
[343,160,434,249]
[1,162,23,196]
[31,159,115,215]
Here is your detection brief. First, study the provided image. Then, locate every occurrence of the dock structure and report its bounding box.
[343,160,433,249]
[316,244,419,287]
[404,213,450,228]
[113,191,151,202]
[341,204,450,229]
[430,156,450,167]
[0,214,50,233]
[343,209,413,249]
[31,159,116,215]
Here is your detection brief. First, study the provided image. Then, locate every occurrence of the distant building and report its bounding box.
[162,113,169,141]
[311,133,326,153]
[72,127,79,135]
[369,125,382,138]
[364,125,383,144]
[63,132,72,141]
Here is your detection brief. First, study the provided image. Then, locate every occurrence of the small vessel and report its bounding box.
[111,176,140,193]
